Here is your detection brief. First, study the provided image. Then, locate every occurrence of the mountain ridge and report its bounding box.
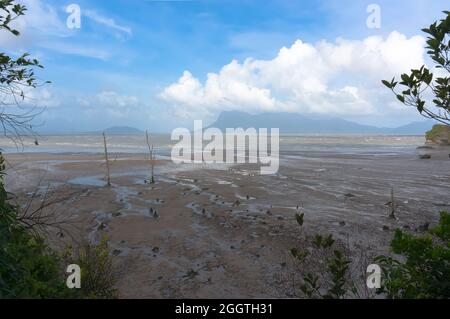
[208,111,434,134]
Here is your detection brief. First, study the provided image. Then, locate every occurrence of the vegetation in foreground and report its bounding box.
[290,211,450,299]
[0,1,117,299]
[0,154,70,298]
[376,211,450,298]
[0,154,118,298]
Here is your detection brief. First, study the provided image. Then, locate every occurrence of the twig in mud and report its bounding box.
[388,188,397,219]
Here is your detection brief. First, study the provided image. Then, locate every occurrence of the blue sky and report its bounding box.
[2,0,449,132]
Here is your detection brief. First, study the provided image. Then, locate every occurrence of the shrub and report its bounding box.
[375,212,450,298]
[0,154,118,298]
[290,214,355,298]
[0,154,72,298]
[63,238,119,299]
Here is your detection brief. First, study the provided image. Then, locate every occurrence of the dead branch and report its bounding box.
[145,130,155,184]
[103,132,111,186]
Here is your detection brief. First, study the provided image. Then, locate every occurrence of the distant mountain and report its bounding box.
[102,126,143,134]
[208,111,434,135]
[389,121,435,135]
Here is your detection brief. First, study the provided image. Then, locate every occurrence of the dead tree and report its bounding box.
[145,130,155,184]
[389,188,396,219]
[103,132,111,186]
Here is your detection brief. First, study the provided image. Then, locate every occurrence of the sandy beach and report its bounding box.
[4,135,450,298]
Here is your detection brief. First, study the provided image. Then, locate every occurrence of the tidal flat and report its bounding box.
[4,134,450,298]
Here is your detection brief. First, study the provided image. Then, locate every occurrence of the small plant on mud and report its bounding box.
[290,214,355,298]
[63,237,119,299]
[375,211,450,299]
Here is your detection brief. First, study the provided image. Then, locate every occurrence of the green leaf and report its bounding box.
[396,95,405,103]
[417,100,425,113]
[382,80,392,89]
[295,213,304,226]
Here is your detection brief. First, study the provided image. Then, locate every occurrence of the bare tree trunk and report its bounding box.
[103,132,111,186]
[389,187,396,219]
[146,130,155,184]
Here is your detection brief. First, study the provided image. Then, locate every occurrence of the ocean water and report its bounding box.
[0,134,173,154]
[0,134,425,156]
[278,135,426,157]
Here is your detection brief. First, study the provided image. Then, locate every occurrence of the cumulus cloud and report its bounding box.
[160,31,426,119]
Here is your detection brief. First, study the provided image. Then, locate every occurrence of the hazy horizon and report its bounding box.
[33,111,436,134]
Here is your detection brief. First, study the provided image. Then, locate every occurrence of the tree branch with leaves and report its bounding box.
[382,11,450,125]
[0,0,49,143]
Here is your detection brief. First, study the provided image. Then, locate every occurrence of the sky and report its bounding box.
[1,0,449,132]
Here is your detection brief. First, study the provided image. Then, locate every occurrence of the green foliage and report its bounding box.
[290,247,309,263]
[0,0,46,90]
[63,238,119,299]
[0,153,74,298]
[0,0,26,35]
[0,2,70,298]
[1,152,119,299]
[0,2,118,299]
[425,124,450,142]
[290,216,354,298]
[312,234,335,249]
[295,213,304,226]
[382,11,450,125]
[375,212,450,299]
[430,211,450,241]
[323,250,352,299]
[291,237,353,298]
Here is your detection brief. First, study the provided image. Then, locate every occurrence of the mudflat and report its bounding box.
[4,142,450,298]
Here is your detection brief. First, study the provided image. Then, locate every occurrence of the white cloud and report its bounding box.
[0,16,27,47]
[84,9,132,35]
[27,87,61,108]
[0,87,60,111]
[80,91,140,118]
[160,31,426,119]
[0,0,68,49]
[96,91,138,107]
[1,1,130,60]
[20,0,68,36]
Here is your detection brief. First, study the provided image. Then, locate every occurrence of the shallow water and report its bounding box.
[0,134,425,157]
